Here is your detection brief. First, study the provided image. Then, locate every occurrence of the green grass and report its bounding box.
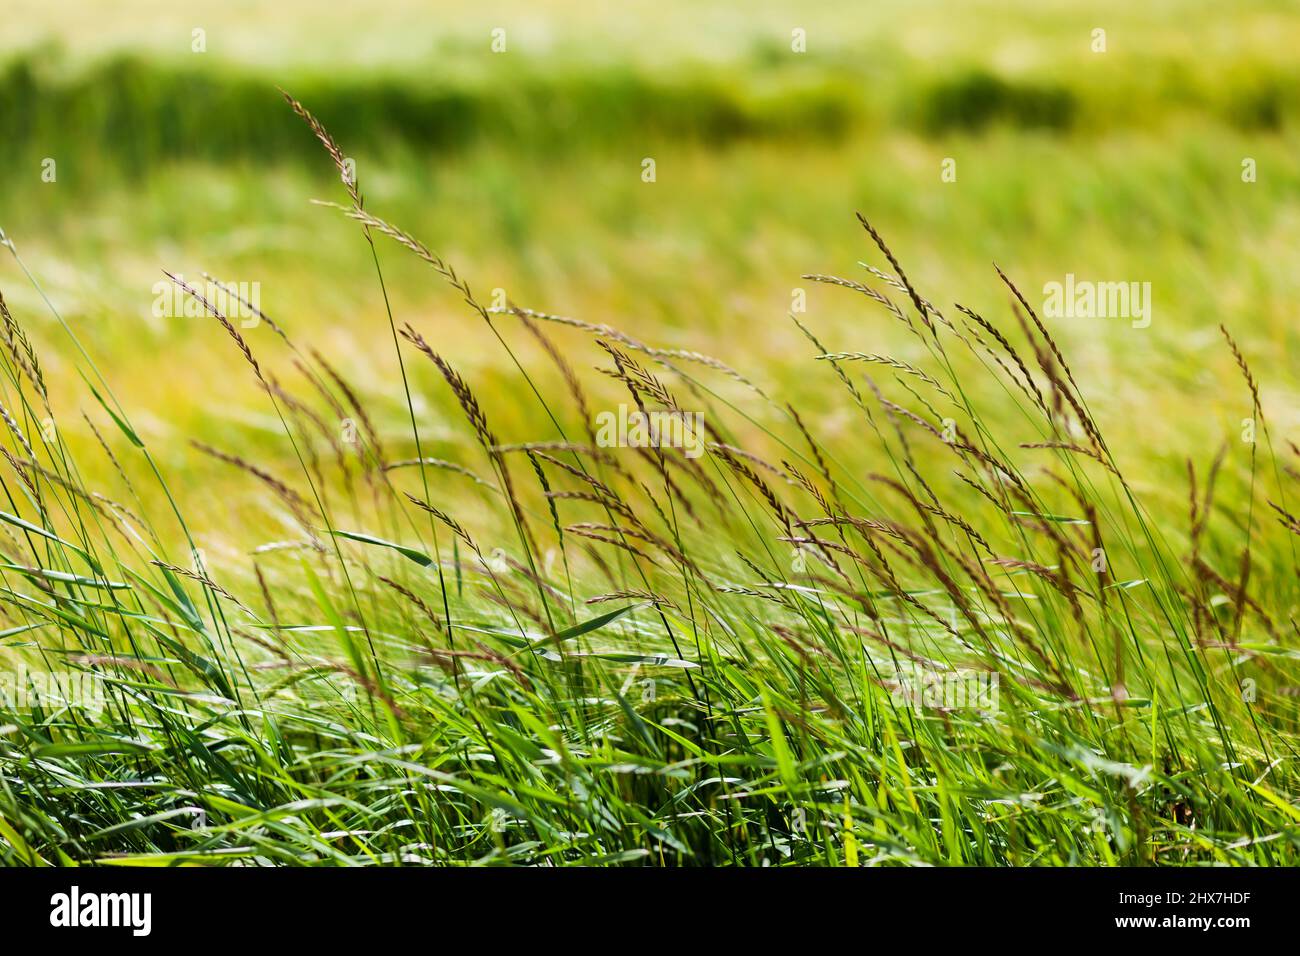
[2,0,1300,867]
[0,94,1298,865]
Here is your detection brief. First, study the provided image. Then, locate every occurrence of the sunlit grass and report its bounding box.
[2,0,1300,867]
[0,93,1298,864]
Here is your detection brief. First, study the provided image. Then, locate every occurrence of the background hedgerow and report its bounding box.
[0,86,1298,864]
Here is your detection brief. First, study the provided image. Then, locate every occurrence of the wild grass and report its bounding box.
[0,96,1299,867]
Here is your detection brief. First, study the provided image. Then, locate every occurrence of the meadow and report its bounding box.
[0,0,1299,865]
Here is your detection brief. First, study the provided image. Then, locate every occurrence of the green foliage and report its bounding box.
[0,150,1298,863]
[2,0,1299,868]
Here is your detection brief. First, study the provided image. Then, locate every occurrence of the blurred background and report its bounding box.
[1,0,1298,558]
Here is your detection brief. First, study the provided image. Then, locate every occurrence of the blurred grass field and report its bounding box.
[2,0,1300,868]
[0,0,1294,578]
